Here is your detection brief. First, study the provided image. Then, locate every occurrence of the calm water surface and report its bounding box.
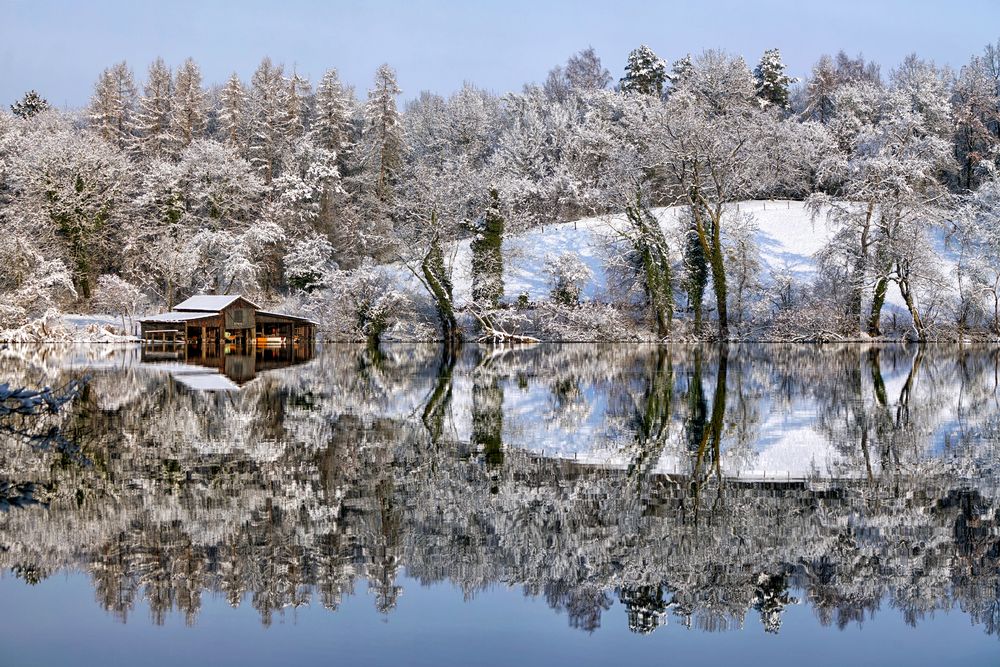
[0,343,998,666]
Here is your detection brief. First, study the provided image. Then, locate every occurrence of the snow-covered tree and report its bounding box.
[10,90,50,119]
[810,84,954,338]
[310,68,354,155]
[493,87,577,222]
[954,176,1000,332]
[679,49,756,114]
[723,211,762,326]
[670,54,695,89]
[753,48,797,109]
[247,57,289,183]
[172,57,208,148]
[620,45,667,97]
[599,113,677,337]
[953,54,1000,189]
[654,51,765,337]
[890,54,953,141]
[757,114,836,197]
[804,51,882,123]
[88,61,138,150]
[545,252,592,306]
[284,234,335,292]
[16,128,132,299]
[804,54,839,122]
[128,140,266,306]
[566,47,612,93]
[92,274,145,333]
[545,47,612,102]
[362,64,404,203]
[283,71,311,140]
[135,57,176,158]
[0,235,76,328]
[336,264,410,346]
[218,73,247,153]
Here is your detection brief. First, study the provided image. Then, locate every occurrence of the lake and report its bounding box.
[0,343,998,666]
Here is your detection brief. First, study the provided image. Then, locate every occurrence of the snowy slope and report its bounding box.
[394,199,957,318]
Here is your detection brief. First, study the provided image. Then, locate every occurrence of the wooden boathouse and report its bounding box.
[139,295,317,349]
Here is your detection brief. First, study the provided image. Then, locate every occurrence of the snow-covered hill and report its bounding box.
[402,199,956,321]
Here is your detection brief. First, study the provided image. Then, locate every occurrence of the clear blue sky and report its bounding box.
[3,0,999,109]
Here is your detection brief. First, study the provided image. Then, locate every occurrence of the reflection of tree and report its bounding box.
[625,347,674,495]
[752,572,796,634]
[688,347,727,522]
[620,584,669,634]
[472,348,504,467]
[421,344,455,443]
[0,343,998,637]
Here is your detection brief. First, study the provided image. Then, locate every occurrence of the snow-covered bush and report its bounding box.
[284,234,336,292]
[544,252,593,306]
[342,268,408,345]
[284,266,427,343]
[92,274,145,334]
[723,212,763,327]
[0,235,77,330]
[531,302,642,341]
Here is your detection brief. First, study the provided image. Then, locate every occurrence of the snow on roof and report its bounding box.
[173,294,259,312]
[172,371,242,392]
[139,311,217,323]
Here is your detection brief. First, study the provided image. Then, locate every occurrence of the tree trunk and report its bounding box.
[421,233,459,343]
[851,203,875,328]
[683,209,708,338]
[897,274,925,340]
[868,276,888,337]
[691,195,728,340]
[626,192,673,338]
[708,210,728,339]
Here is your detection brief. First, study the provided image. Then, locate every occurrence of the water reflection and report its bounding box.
[140,340,316,389]
[0,343,998,636]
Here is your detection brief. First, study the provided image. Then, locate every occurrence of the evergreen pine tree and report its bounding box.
[135,57,176,158]
[754,48,797,109]
[363,63,404,203]
[670,54,695,89]
[310,68,354,160]
[620,45,667,97]
[10,90,50,119]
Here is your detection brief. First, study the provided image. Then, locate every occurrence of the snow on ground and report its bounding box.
[0,311,137,343]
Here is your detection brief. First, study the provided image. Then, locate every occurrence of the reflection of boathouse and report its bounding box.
[139,295,317,389]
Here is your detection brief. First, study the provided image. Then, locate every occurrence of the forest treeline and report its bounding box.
[2,41,1000,341]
